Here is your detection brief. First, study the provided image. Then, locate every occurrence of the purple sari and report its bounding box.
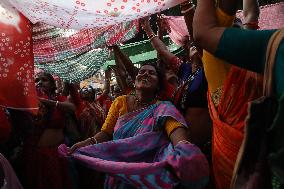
[59,101,209,189]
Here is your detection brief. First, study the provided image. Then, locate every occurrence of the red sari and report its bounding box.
[208,66,263,189]
[78,101,105,139]
[22,95,73,189]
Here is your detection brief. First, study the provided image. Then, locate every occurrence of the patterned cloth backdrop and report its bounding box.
[164,2,284,47]
[236,2,284,29]
[33,20,139,82]
[8,0,186,29]
[0,1,38,111]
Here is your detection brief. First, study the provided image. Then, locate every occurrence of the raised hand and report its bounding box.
[140,16,151,32]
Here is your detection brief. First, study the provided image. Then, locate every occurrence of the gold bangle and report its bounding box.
[181,4,195,14]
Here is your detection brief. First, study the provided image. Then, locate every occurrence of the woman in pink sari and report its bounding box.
[60,63,209,189]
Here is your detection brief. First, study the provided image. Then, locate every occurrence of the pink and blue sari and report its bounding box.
[59,101,209,189]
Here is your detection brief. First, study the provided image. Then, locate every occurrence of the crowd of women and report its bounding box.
[0,0,283,188]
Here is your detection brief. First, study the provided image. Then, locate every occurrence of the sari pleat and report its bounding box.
[208,66,263,189]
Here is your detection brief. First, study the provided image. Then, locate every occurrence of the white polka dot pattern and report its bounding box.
[0,1,38,110]
[8,0,186,29]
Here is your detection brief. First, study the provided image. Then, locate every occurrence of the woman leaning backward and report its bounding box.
[59,63,209,189]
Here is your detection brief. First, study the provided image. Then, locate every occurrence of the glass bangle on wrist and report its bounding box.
[148,34,158,41]
[147,33,155,39]
[90,136,98,144]
[181,4,195,14]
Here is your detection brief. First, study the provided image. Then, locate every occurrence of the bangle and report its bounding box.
[181,4,195,14]
[55,101,59,107]
[177,140,191,145]
[243,22,259,30]
[180,0,194,6]
[90,136,98,144]
[147,33,155,39]
[149,34,158,41]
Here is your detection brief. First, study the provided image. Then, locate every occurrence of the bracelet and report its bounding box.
[180,0,194,6]
[243,22,259,30]
[55,101,59,107]
[90,136,98,144]
[177,140,191,145]
[149,35,158,41]
[147,33,155,39]
[181,4,195,14]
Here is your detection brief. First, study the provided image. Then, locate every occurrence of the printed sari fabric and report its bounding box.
[208,66,263,189]
[59,101,209,189]
[79,101,106,139]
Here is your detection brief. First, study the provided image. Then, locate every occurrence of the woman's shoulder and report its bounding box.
[113,95,127,102]
[112,95,128,108]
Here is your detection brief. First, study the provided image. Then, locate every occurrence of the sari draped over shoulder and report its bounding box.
[59,101,209,189]
[208,66,263,189]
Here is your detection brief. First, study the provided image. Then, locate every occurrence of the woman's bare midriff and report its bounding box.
[37,128,64,147]
[185,107,212,145]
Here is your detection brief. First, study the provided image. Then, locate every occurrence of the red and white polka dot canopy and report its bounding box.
[8,0,186,29]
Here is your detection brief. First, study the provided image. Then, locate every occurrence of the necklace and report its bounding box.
[134,95,155,108]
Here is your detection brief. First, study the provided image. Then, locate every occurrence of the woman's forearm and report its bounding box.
[92,131,112,144]
[141,18,177,64]
[181,0,195,38]
[170,127,189,146]
[39,98,76,113]
[102,69,111,95]
[243,0,260,29]
[113,45,138,81]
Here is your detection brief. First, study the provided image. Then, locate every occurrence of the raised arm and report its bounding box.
[38,97,76,113]
[112,45,138,82]
[66,82,82,107]
[101,68,111,96]
[180,0,196,39]
[193,0,226,54]
[140,17,177,67]
[110,65,127,94]
[242,0,260,29]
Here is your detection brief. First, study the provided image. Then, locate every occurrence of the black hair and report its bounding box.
[37,72,57,93]
[139,62,165,92]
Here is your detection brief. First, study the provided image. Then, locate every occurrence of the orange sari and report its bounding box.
[208,66,263,189]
